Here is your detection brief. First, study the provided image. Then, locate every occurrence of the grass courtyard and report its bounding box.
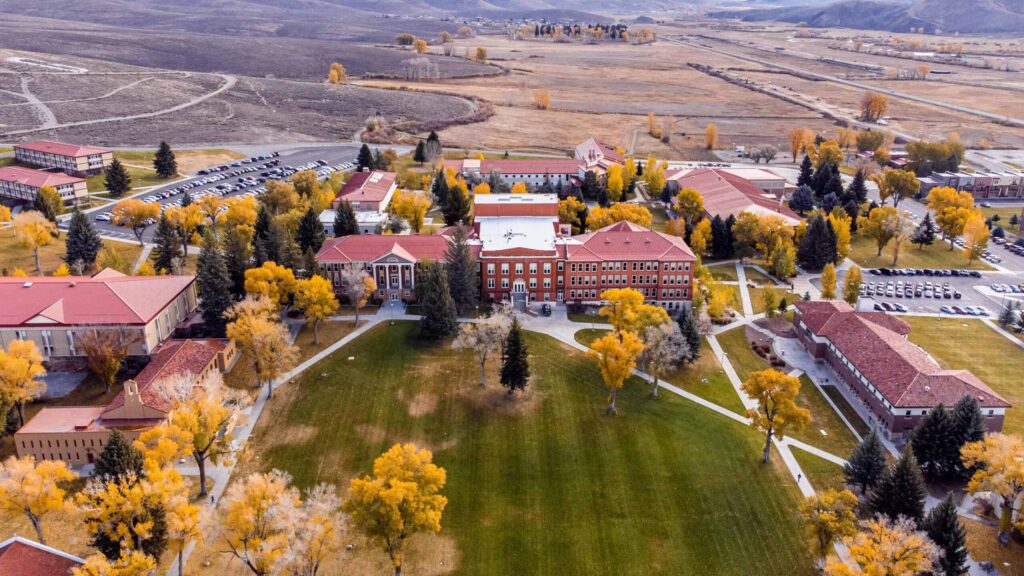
[225,321,816,576]
[904,316,1024,437]
[0,227,141,276]
[848,235,991,271]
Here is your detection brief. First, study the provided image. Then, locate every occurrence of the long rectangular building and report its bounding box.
[793,300,1008,439]
[14,140,112,176]
[0,166,88,205]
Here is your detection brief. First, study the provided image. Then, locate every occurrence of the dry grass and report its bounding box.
[0,227,141,276]
[964,519,1024,576]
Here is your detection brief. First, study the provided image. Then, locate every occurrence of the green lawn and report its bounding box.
[820,385,870,437]
[791,448,846,493]
[575,329,745,413]
[743,268,776,286]
[649,206,669,232]
[982,207,1022,229]
[708,263,739,282]
[0,157,13,167]
[849,235,992,271]
[86,165,168,193]
[716,329,858,456]
[904,316,1024,437]
[247,321,816,576]
[749,286,802,315]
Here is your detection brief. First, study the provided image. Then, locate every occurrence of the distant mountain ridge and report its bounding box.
[711,0,1024,34]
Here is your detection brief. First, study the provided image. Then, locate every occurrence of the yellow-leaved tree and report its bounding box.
[873,168,920,208]
[926,186,976,250]
[73,550,157,576]
[606,163,624,202]
[472,182,491,196]
[164,204,205,256]
[598,288,670,336]
[623,156,637,188]
[226,296,299,399]
[13,210,56,273]
[799,489,858,569]
[962,213,989,262]
[343,444,448,576]
[821,263,837,299]
[589,330,644,415]
[689,218,712,258]
[674,187,704,229]
[643,155,666,197]
[586,204,653,230]
[825,517,938,576]
[961,433,1024,535]
[510,182,528,194]
[843,265,862,306]
[219,470,300,576]
[558,196,586,234]
[327,62,347,84]
[110,199,160,246]
[339,267,376,326]
[52,263,71,277]
[788,127,815,161]
[78,329,136,394]
[0,456,77,544]
[704,123,718,149]
[858,206,900,257]
[0,339,47,426]
[391,190,432,233]
[76,472,169,560]
[741,369,810,463]
[294,275,339,344]
[244,261,297,309]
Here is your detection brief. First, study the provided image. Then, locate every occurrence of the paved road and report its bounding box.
[664,36,1024,129]
[80,144,366,243]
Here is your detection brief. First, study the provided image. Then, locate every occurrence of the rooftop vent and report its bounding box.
[22,282,32,288]
[924,385,931,392]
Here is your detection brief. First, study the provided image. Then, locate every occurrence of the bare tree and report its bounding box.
[78,327,139,393]
[452,316,505,387]
[640,323,691,397]
[401,57,440,81]
[339,267,376,326]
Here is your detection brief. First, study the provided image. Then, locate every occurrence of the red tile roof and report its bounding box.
[16,406,107,434]
[568,221,697,262]
[0,273,195,327]
[668,168,800,224]
[337,170,396,204]
[794,301,1008,409]
[316,235,460,264]
[0,166,85,189]
[15,140,109,158]
[0,536,84,576]
[473,195,559,218]
[103,339,226,415]
[445,159,582,175]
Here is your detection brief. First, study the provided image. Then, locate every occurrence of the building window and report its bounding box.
[529,263,537,274]
[487,263,495,274]
[515,263,523,275]
[557,261,564,272]
[543,263,551,274]
[529,279,537,288]
[501,278,509,289]
[487,279,495,289]
[502,263,509,275]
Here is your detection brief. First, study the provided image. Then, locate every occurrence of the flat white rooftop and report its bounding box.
[474,193,559,205]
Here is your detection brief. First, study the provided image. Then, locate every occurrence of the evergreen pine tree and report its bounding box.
[253,206,282,264]
[597,185,609,208]
[910,404,959,481]
[843,430,887,494]
[301,248,319,279]
[181,191,193,207]
[280,235,301,271]
[153,141,177,179]
[797,215,830,271]
[724,214,736,256]
[356,144,374,171]
[427,130,440,145]
[413,140,427,165]
[197,233,232,336]
[65,209,102,268]
[847,168,868,204]
[582,171,599,201]
[431,171,450,206]
[868,448,927,523]
[333,201,358,237]
[825,171,844,200]
[222,227,251,300]
[821,192,840,215]
[104,159,132,197]
[151,212,182,273]
[789,185,815,214]
[710,215,732,259]
[636,161,644,177]
[442,184,470,226]
[500,318,530,396]
[297,206,326,254]
[923,494,969,576]
[823,217,839,264]
[910,213,937,249]
[444,227,478,311]
[93,429,144,481]
[797,154,814,187]
[676,306,701,360]
[419,261,458,339]
[844,199,860,232]
[811,163,832,197]
[91,500,167,561]
[951,395,986,478]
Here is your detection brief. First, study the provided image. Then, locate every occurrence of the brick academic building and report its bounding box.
[317,194,697,310]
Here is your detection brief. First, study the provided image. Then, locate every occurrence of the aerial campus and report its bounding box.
[0,5,1024,576]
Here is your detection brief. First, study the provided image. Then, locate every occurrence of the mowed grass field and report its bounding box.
[904,317,1024,437]
[848,236,992,271]
[235,321,815,576]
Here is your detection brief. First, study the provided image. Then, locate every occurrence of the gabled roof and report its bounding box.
[0,274,195,327]
[103,339,227,415]
[0,536,84,576]
[794,301,1008,409]
[0,166,85,189]
[575,137,624,168]
[337,170,396,205]
[15,140,109,158]
[667,168,800,225]
[316,235,458,264]
[474,193,559,218]
[567,221,697,262]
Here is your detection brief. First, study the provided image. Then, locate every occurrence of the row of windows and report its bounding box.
[569,288,689,301]
[486,262,555,275]
[23,437,104,449]
[571,261,691,273]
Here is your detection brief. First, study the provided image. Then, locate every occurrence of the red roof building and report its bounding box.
[0,536,84,576]
[16,339,236,467]
[793,300,1009,439]
[0,272,198,364]
[575,137,624,174]
[0,166,88,205]
[14,140,112,177]
[445,158,582,192]
[667,168,800,226]
[332,170,397,212]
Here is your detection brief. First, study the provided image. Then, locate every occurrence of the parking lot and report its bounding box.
[79,145,364,243]
[859,266,1023,317]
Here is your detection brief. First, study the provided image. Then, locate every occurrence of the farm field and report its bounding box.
[197,321,817,576]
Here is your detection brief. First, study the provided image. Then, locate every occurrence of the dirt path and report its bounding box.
[0,73,237,137]
[17,76,57,129]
